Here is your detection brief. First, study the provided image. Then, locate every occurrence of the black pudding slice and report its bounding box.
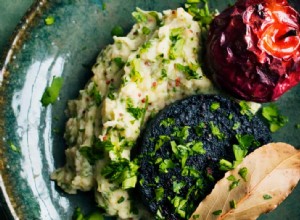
[136,95,271,220]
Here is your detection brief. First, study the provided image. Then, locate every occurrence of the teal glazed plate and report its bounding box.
[0,0,300,219]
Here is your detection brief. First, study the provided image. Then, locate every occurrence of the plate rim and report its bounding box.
[0,0,49,219]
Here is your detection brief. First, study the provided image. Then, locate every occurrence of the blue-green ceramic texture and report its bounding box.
[0,0,299,219]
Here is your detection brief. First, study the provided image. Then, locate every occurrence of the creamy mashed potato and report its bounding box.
[52,8,218,219]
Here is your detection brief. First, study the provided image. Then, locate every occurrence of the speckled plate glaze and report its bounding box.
[0,0,300,219]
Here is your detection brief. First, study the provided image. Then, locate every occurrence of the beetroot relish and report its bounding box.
[206,0,300,102]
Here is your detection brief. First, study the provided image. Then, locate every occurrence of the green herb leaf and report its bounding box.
[209,121,225,140]
[192,214,200,219]
[169,28,185,59]
[161,68,168,79]
[117,196,125,204]
[155,135,171,152]
[171,196,188,218]
[142,26,151,35]
[140,41,152,54]
[86,211,104,220]
[72,207,85,220]
[230,200,237,209]
[132,11,148,23]
[238,167,248,181]
[173,181,185,194]
[195,122,205,136]
[111,25,124,36]
[45,16,55,25]
[155,187,164,201]
[212,210,222,216]
[113,57,125,69]
[227,175,236,182]
[101,158,139,189]
[210,102,220,111]
[232,122,240,130]
[41,76,63,107]
[262,104,288,132]
[229,179,240,191]
[219,159,233,171]
[192,141,206,154]
[127,106,145,120]
[172,126,190,141]
[89,83,102,106]
[160,118,175,127]
[8,141,20,153]
[159,159,175,173]
[79,139,111,165]
[263,194,272,200]
[239,101,253,119]
[175,63,201,80]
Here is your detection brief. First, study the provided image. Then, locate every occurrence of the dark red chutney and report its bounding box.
[206,0,300,102]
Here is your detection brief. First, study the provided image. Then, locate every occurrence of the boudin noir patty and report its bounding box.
[137,95,271,219]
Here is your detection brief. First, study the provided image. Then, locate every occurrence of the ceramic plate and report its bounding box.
[0,0,300,219]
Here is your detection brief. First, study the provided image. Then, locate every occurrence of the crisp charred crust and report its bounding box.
[136,95,271,219]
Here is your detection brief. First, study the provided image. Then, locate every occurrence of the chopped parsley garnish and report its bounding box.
[212,210,222,216]
[173,181,185,194]
[169,28,185,59]
[230,200,237,209]
[160,118,175,127]
[160,68,168,79]
[219,159,233,171]
[72,207,85,220]
[185,0,215,46]
[262,104,288,132]
[41,76,64,107]
[229,180,240,191]
[79,138,112,164]
[227,175,240,191]
[233,134,259,166]
[79,146,104,165]
[171,196,188,218]
[155,187,164,201]
[209,122,225,140]
[219,134,259,171]
[232,122,240,130]
[111,25,124,36]
[140,41,152,54]
[126,99,145,120]
[127,107,144,119]
[159,159,175,173]
[45,16,55,25]
[239,101,253,119]
[113,57,125,68]
[101,158,139,189]
[263,194,272,200]
[172,126,190,141]
[8,141,20,153]
[117,196,125,204]
[175,63,201,80]
[142,26,151,35]
[155,135,171,151]
[195,122,205,136]
[132,11,148,23]
[191,141,206,154]
[129,60,143,82]
[238,167,248,181]
[192,214,200,219]
[89,83,102,105]
[210,102,220,111]
[227,175,236,182]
